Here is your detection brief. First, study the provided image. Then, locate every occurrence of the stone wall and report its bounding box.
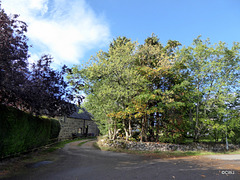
[99,139,240,152]
[57,116,99,140]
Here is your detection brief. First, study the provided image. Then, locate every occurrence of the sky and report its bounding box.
[2,0,240,68]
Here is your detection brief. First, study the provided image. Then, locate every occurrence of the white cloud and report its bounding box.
[2,0,111,65]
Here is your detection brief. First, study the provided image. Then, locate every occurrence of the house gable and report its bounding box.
[57,105,99,140]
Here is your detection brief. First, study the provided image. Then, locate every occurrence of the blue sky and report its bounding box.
[2,0,240,68]
[89,0,240,45]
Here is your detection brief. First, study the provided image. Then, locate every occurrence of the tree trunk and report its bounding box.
[142,114,148,142]
[155,112,160,142]
[140,118,143,142]
[128,118,132,138]
[148,114,155,142]
[113,118,117,139]
[194,83,200,142]
[125,127,129,141]
[122,119,129,141]
[108,129,113,140]
[108,117,117,140]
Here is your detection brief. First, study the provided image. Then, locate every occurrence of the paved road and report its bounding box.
[3,140,240,180]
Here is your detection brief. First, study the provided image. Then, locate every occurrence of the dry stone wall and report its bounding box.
[99,139,240,152]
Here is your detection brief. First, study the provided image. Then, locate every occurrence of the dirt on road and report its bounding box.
[1,140,240,180]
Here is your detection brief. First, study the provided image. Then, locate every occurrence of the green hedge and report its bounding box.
[0,104,61,158]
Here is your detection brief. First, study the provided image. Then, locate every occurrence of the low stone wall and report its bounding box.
[99,139,240,152]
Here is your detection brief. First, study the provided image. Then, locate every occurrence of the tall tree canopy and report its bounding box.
[68,37,146,139]
[69,35,240,143]
[178,36,240,142]
[69,35,189,142]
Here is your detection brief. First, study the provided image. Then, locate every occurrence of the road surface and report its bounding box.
[2,140,240,180]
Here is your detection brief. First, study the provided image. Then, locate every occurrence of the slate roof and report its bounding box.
[68,105,92,120]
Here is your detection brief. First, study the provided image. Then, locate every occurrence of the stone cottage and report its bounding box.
[57,106,99,140]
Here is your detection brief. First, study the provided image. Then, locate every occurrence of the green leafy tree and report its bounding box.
[131,34,189,142]
[178,36,240,141]
[68,37,146,139]
[70,34,240,144]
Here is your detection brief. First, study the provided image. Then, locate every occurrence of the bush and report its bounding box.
[0,104,61,158]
